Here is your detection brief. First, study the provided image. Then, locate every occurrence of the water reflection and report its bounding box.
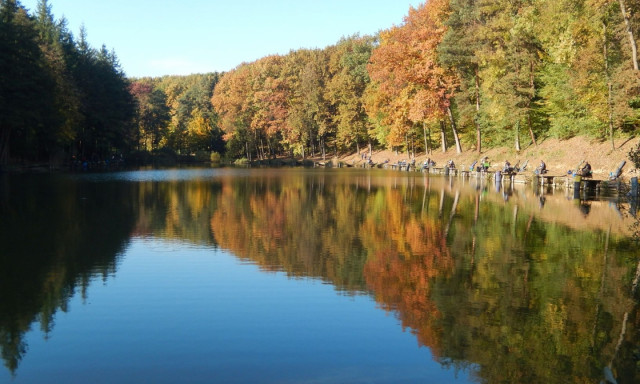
[0,169,639,382]
[0,174,137,373]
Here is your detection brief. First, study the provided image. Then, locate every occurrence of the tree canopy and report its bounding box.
[0,0,135,165]
[212,0,640,159]
[3,0,640,165]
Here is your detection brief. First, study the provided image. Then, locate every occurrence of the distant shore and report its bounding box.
[2,136,638,180]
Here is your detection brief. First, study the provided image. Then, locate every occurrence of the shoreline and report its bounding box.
[2,136,639,181]
[330,136,640,181]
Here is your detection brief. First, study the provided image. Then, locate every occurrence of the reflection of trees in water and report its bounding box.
[211,175,640,383]
[134,180,220,245]
[210,176,370,292]
[418,191,639,383]
[629,198,640,243]
[361,194,454,355]
[2,172,639,382]
[0,175,225,374]
[0,175,138,375]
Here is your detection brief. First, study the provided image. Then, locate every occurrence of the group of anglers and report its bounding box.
[534,159,592,177]
[533,159,627,181]
[382,155,626,181]
[415,156,527,174]
[425,157,605,180]
[470,157,529,174]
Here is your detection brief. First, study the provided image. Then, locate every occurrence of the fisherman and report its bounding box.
[481,157,490,172]
[535,160,547,175]
[580,161,592,177]
[503,160,512,173]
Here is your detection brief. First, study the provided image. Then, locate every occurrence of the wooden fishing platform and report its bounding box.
[330,159,638,197]
[419,166,469,176]
[531,174,612,192]
[537,174,567,187]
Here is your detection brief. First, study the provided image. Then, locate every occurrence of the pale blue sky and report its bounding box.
[20,0,424,78]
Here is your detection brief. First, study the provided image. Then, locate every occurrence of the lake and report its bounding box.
[1,167,639,383]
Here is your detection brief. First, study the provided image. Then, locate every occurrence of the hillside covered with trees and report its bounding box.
[212,0,640,161]
[2,0,640,167]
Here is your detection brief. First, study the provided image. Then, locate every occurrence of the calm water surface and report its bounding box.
[1,167,639,383]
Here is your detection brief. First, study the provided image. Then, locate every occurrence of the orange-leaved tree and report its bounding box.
[211,64,254,159]
[250,55,290,160]
[368,0,462,155]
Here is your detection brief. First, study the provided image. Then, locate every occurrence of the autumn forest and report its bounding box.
[2,0,640,165]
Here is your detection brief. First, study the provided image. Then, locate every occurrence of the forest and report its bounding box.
[0,0,224,166]
[2,0,640,166]
[212,0,640,160]
[0,0,135,165]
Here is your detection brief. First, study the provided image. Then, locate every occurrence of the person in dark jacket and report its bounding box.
[580,162,592,177]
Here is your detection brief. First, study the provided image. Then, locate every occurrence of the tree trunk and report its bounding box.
[604,21,616,150]
[527,114,537,148]
[253,129,259,159]
[515,122,521,152]
[260,138,266,160]
[439,120,447,153]
[444,190,460,238]
[446,106,462,154]
[527,114,537,147]
[405,134,411,157]
[423,122,430,154]
[311,134,316,157]
[528,61,538,147]
[475,68,482,153]
[608,82,615,150]
[272,141,276,159]
[632,252,640,295]
[619,0,639,70]
[410,133,415,158]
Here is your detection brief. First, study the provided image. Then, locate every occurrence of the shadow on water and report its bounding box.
[1,168,639,383]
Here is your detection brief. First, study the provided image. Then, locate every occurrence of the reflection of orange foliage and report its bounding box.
[211,182,287,271]
[210,178,363,286]
[362,196,454,358]
[212,178,456,359]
